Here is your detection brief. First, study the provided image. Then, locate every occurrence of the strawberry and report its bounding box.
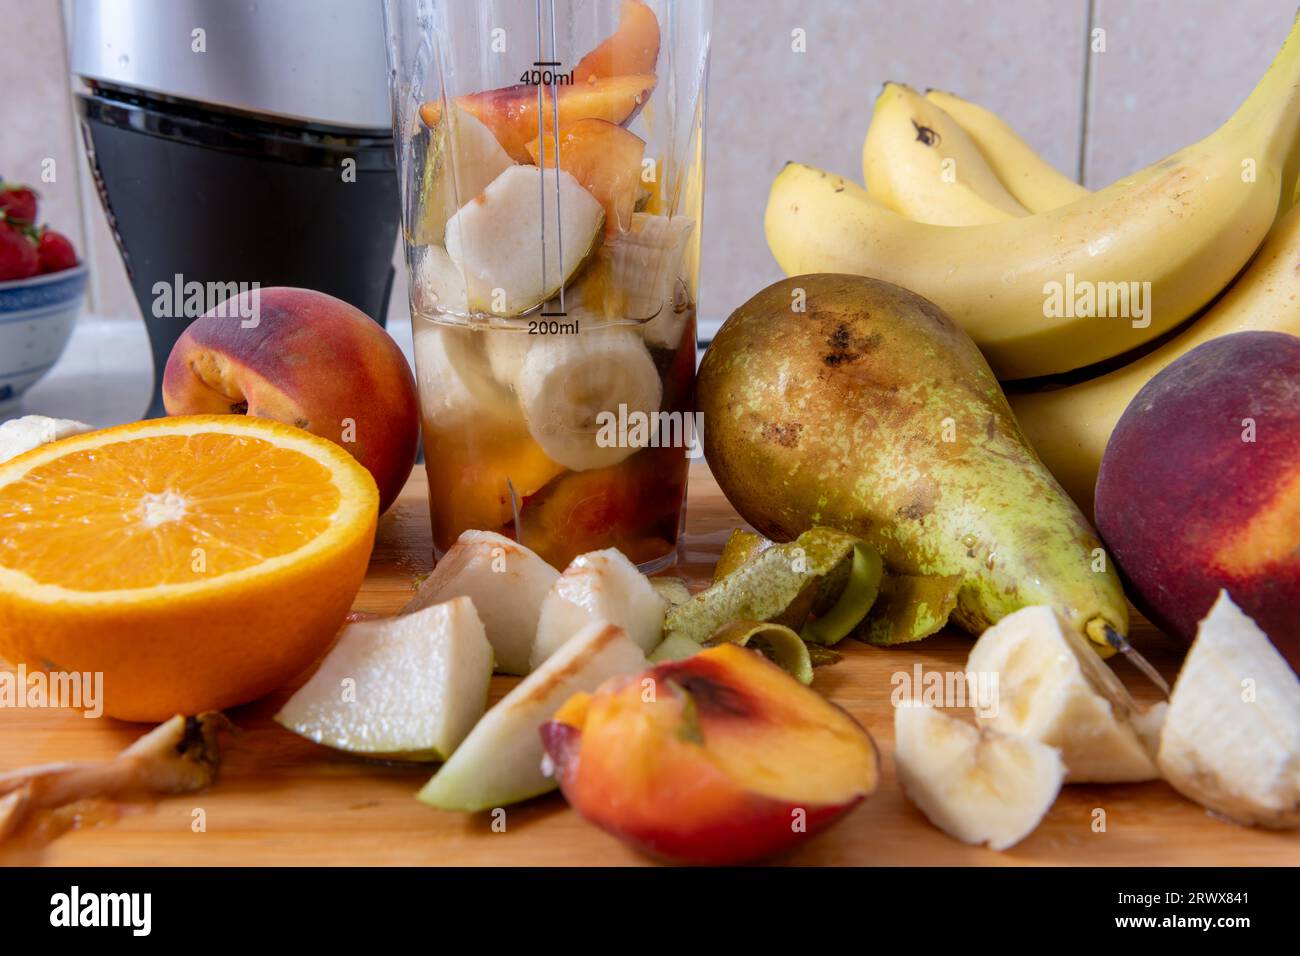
[36,228,77,274]
[0,219,38,281]
[0,182,38,226]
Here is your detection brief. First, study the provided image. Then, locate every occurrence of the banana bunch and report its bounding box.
[766,15,1300,511]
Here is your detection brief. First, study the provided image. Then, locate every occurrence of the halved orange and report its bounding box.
[0,415,379,721]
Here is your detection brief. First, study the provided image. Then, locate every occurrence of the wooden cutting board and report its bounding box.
[1,463,1296,866]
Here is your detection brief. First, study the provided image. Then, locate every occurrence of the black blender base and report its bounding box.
[77,87,400,419]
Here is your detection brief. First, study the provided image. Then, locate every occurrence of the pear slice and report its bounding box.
[415,105,516,245]
[445,164,605,317]
[404,530,559,676]
[530,547,667,669]
[275,597,493,762]
[418,621,647,811]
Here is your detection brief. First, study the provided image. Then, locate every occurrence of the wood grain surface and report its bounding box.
[1,463,1296,866]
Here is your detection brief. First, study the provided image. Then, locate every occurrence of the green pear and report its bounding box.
[275,596,493,761]
[418,622,646,812]
[697,274,1127,646]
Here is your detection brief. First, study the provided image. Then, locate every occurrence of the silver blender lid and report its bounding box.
[70,0,392,130]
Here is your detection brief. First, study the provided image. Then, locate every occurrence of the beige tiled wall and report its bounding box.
[3,0,1297,333]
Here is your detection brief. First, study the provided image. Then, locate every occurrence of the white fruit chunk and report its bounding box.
[894,702,1065,851]
[0,415,92,464]
[601,213,695,347]
[413,246,468,316]
[445,164,605,317]
[516,325,661,471]
[418,621,647,811]
[412,321,519,429]
[275,597,493,761]
[1157,591,1300,828]
[484,328,533,387]
[404,530,558,675]
[416,105,515,245]
[966,605,1161,782]
[530,547,667,669]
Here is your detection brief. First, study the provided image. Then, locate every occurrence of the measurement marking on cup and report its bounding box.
[529,318,580,335]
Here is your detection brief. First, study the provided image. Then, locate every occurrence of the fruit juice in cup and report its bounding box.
[384,0,711,571]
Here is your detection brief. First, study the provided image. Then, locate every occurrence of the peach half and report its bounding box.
[541,643,879,865]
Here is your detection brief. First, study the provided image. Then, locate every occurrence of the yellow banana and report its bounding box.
[765,14,1300,380]
[863,83,1029,225]
[925,89,1090,212]
[1011,198,1300,516]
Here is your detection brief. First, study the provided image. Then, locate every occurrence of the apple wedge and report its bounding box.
[417,622,647,811]
[275,597,493,762]
[404,530,558,675]
[530,547,667,669]
[420,74,657,164]
[445,164,605,317]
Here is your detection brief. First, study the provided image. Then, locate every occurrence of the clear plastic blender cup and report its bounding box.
[383,0,711,571]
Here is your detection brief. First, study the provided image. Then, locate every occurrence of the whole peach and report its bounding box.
[1096,331,1300,672]
[163,287,419,512]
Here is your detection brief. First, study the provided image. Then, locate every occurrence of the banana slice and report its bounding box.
[1157,591,1300,828]
[0,415,92,464]
[894,702,1065,850]
[412,321,518,428]
[600,213,695,347]
[966,605,1161,782]
[531,547,668,669]
[484,328,534,388]
[516,325,661,471]
[404,530,559,676]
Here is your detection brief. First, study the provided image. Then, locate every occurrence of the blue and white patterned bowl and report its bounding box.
[0,265,88,411]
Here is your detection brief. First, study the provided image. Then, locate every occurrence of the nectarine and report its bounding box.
[1096,331,1300,672]
[162,287,420,513]
[541,644,879,864]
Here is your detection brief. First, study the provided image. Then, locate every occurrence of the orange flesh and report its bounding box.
[0,434,340,590]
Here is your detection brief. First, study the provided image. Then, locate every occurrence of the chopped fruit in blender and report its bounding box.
[420,73,658,164]
[418,622,647,811]
[415,105,515,245]
[275,597,494,761]
[530,547,667,669]
[526,118,647,236]
[414,246,469,315]
[573,0,661,82]
[445,165,605,316]
[413,323,566,545]
[540,644,880,865]
[0,416,378,721]
[595,213,694,339]
[515,325,661,470]
[894,703,1065,851]
[404,530,559,676]
[519,443,687,569]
